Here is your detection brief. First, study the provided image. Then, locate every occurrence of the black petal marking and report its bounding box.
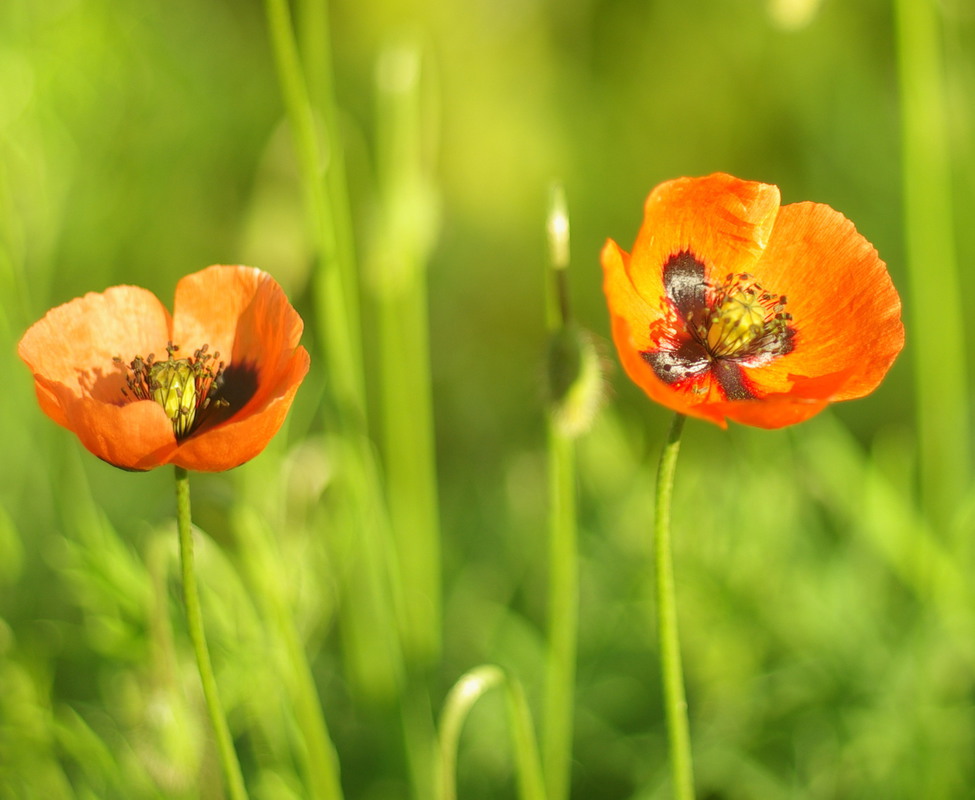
[216,360,259,411]
[643,252,786,402]
[662,251,706,321]
[711,359,755,400]
[642,340,710,384]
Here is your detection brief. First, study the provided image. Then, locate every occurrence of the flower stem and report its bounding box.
[276,590,345,800]
[893,0,970,534]
[653,413,694,799]
[235,506,345,800]
[174,465,249,800]
[437,666,547,800]
[264,0,404,708]
[542,426,577,800]
[263,0,366,424]
[374,40,442,668]
[542,184,578,800]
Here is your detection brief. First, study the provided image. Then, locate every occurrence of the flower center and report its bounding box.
[114,343,227,438]
[693,273,792,361]
[640,252,797,401]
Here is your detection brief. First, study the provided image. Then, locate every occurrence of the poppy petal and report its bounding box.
[18,285,173,395]
[171,265,265,362]
[224,266,307,399]
[602,239,659,352]
[742,202,904,401]
[626,173,781,308]
[171,346,310,471]
[18,286,177,466]
[20,266,309,472]
[170,264,310,470]
[172,264,305,393]
[50,381,179,469]
[602,174,904,428]
[701,393,831,429]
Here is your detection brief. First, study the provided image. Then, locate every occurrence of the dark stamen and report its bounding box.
[642,251,795,401]
[114,341,229,439]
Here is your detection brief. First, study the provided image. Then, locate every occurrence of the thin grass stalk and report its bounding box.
[399,679,438,800]
[374,41,442,667]
[542,185,578,800]
[505,676,550,800]
[373,41,442,800]
[277,600,345,800]
[296,0,361,336]
[235,509,344,800]
[893,0,970,532]
[437,667,500,800]
[174,466,249,800]
[263,0,364,423]
[653,413,694,800]
[437,666,547,800]
[542,429,576,800]
[296,0,327,108]
[263,0,404,702]
[0,157,26,342]
[331,437,404,701]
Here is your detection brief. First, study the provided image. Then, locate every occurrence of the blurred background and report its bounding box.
[2,0,974,798]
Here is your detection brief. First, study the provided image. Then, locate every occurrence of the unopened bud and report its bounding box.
[547,184,570,273]
[547,323,603,438]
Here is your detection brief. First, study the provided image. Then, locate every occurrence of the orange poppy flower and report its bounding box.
[18,265,310,471]
[602,173,904,428]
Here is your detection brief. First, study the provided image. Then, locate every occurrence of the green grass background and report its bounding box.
[2,0,974,798]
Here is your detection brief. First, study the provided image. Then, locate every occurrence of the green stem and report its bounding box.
[265,0,404,708]
[437,666,547,800]
[174,466,249,800]
[277,593,345,800]
[375,41,442,667]
[542,426,577,800]
[893,0,970,531]
[505,676,549,800]
[263,0,366,427]
[542,182,578,800]
[399,679,437,800]
[236,507,345,800]
[437,667,502,800]
[653,413,694,800]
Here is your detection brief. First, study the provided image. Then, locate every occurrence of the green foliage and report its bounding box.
[3,0,974,798]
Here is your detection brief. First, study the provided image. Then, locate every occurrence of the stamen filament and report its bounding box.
[114,342,227,439]
[694,273,793,361]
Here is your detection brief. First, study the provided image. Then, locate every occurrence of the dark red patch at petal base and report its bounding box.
[641,342,709,384]
[641,348,757,400]
[641,248,791,402]
[602,174,904,429]
[662,251,707,320]
[711,359,753,400]
[218,360,259,410]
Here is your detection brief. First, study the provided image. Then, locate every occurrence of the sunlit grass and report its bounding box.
[3,0,974,798]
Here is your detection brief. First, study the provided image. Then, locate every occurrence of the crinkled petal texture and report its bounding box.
[18,265,310,470]
[602,173,904,428]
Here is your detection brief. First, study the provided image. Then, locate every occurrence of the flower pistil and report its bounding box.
[642,251,795,400]
[699,272,792,360]
[115,343,227,439]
